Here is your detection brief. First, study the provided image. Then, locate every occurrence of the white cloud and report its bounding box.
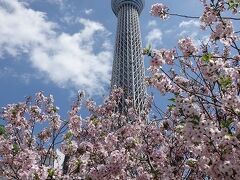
[145,28,163,48]
[179,20,200,28]
[178,20,208,47]
[46,0,68,9]
[0,66,40,84]
[164,29,173,34]
[22,0,67,8]
[148,20,157,27]
[84,8,93,15]
[0,0,56,56]
[0,0,112,94]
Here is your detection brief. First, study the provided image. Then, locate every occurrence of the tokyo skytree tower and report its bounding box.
[111,0,146,114]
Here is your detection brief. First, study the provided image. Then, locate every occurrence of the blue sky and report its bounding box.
[0,0,205,118]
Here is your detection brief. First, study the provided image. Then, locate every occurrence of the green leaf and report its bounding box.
[48,168,55,177]
[12,110,17,117]
[0,125,6,136]
[202,53,213,63]
[75,160,82,170]
[52,107,58,113]
[228,0,240,9]
[34,173,40,180]
[143,44,152,56]
[148,44,152,50]
[219,76,232,89]
[190,115,200,125]
[175,124,184,133]
[168,104,176,111]
[13,144,20,154]
[186,158,198,167]
[65,131,73,140]
[91,118,100,126]
[168,98,176,102]
[221,118,233,129]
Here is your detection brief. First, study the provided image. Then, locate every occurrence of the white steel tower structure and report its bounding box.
[111,0,146,114]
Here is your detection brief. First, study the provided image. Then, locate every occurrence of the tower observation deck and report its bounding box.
[111,0,146,114]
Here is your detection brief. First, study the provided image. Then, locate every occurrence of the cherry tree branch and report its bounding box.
[169,13,240,20]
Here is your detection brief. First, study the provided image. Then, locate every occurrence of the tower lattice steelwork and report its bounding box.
[111,0,146,114]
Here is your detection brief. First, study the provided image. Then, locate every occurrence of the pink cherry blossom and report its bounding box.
[150,3,169,20]
[178,37,198,58]
[1,1,240,179]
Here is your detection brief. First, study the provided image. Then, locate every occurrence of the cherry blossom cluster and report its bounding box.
[199,57,224,81]
[144,0,240,179]
[0,0,240,179]
[178,37,198,58]
[200,0,239,46]
[210,20,236,46]
[147,49,176,72]
[200,4,218,28]
[150,3,169,20]
[0,92,64,179]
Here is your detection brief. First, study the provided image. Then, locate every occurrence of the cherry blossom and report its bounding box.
[178,37,198,58]
[0,0,240,179]
[150,3,169,20]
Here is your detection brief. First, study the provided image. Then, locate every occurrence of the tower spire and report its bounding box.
[111,0,146,114]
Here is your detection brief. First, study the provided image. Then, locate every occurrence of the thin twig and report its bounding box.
[169,13,240,20]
